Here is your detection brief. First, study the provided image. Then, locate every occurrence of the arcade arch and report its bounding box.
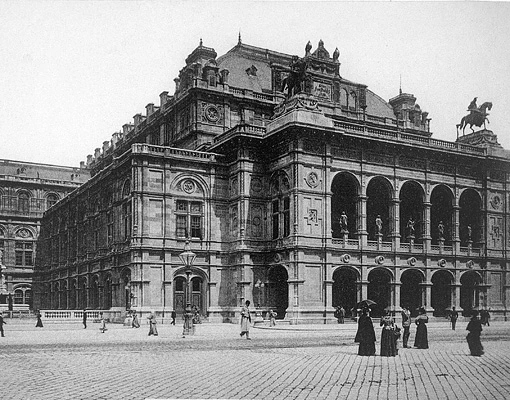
[331,173,359,238]
[267,265,288,319]
[400,269,424,315]
[459,189,482,245]
[366,177,392,240]
[461,271,482,316]
[431,270,453,317]
[430,185,454,245]
[332,267,358,317]
[367,268,392,317]
[399,181,424,243]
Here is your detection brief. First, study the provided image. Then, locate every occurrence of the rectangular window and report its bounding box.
[283,197,290,237]
[175,200,203,239]
[15,242,33,266]
[176,215,187,238]
[272,200,279,239]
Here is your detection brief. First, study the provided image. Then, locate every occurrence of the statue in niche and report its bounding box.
[467,225,472,241]
[406,217,415,238]
[340,211,348,233]
[375,215,383,235]
[438,221,445,240]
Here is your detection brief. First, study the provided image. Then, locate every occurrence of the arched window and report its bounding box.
[270,172,291,240]
[18,192,30,213]
[46,194,59,209]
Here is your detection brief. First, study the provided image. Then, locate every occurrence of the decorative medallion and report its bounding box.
[466,260,474,269]
[307,209,318,224]
[250,178,262,193]
[407,257,417,266]
[305,171,320,188]
[341,254,351,263]
[438,259,447,268]
[182,179,196,194]
[204,105,220,122]
[17,228,32,238]
[273,253,281,263]
[375,255,385,265]
[252,216,261,226]
[490,194,502,210]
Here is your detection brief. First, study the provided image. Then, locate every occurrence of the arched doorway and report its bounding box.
[61,281,68,310]
[121,269,131,310]
[331,173,359,238]
[399,181,424,243]
[367,268,391,317]
[91,276,99,309]
[400,269,423,316]
[173,271,207,317]
[431,270,453,317]
[267,265,288,319]
[430,185,454,245]
[366,177,392,240]
[104,276,112,309]
[332,268,358,317]
[461,271,481,317]
[69,280,77,309]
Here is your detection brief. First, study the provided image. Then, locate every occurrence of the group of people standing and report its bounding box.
[355,306,430,357]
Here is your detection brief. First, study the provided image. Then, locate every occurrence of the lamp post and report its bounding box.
[179,240,196,337]
[254,279,265,308]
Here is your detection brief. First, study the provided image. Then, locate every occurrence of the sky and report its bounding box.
[1,1,510,167]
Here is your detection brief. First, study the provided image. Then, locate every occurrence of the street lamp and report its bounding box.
[179,239,196,337]
[254,279,265,308]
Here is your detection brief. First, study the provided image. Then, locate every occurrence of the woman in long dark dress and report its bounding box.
[466,311,484,356]
[380,311,398,356]
[355,308,376,356]
[35,311,43,328]
[414,307,429,349]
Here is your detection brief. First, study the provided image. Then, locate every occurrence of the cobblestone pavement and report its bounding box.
[1,320,510,399]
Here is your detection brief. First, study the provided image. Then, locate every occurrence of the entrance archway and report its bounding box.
[267,265,288,319]
[332,268,358,317]
[461,271,481,317]
[431,270,453,317]
[400,269,423,316]
[367,268,391,317]
[173,271,207,317]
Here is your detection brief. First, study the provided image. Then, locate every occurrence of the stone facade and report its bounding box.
[0,159,89,310]
[33,39,510,322]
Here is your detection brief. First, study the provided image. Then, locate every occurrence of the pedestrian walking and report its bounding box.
[171,310,176,325]
[380,311,398,357]
[466,310,484,356]
[82,309,87,329]
[414,306,429,349]
[268,309,277,327]
[0,311,6,337]
[131,310,140,328]
[401,307,411,348]
[239,300,252,340]
[35,310,44,328]
[99,312,107,333]
[480,309,490,326]
[147,311,158,336]
[450,307,459,330]
[354,307,376,356]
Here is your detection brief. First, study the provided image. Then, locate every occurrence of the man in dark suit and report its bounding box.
[82,309,87,329]
[450,307,459,330]
[0,311,6,337]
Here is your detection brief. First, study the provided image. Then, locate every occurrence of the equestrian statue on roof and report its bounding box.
[457,97,493,135]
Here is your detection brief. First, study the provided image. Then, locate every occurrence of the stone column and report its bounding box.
[358,195,368,247]
[325,280,333,308]
[423,202,431,252]
[390,198,401,249]
[453,204,460,253]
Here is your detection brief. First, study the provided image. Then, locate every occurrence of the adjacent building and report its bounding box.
[33,38,510,322]
[0,160,89,310]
